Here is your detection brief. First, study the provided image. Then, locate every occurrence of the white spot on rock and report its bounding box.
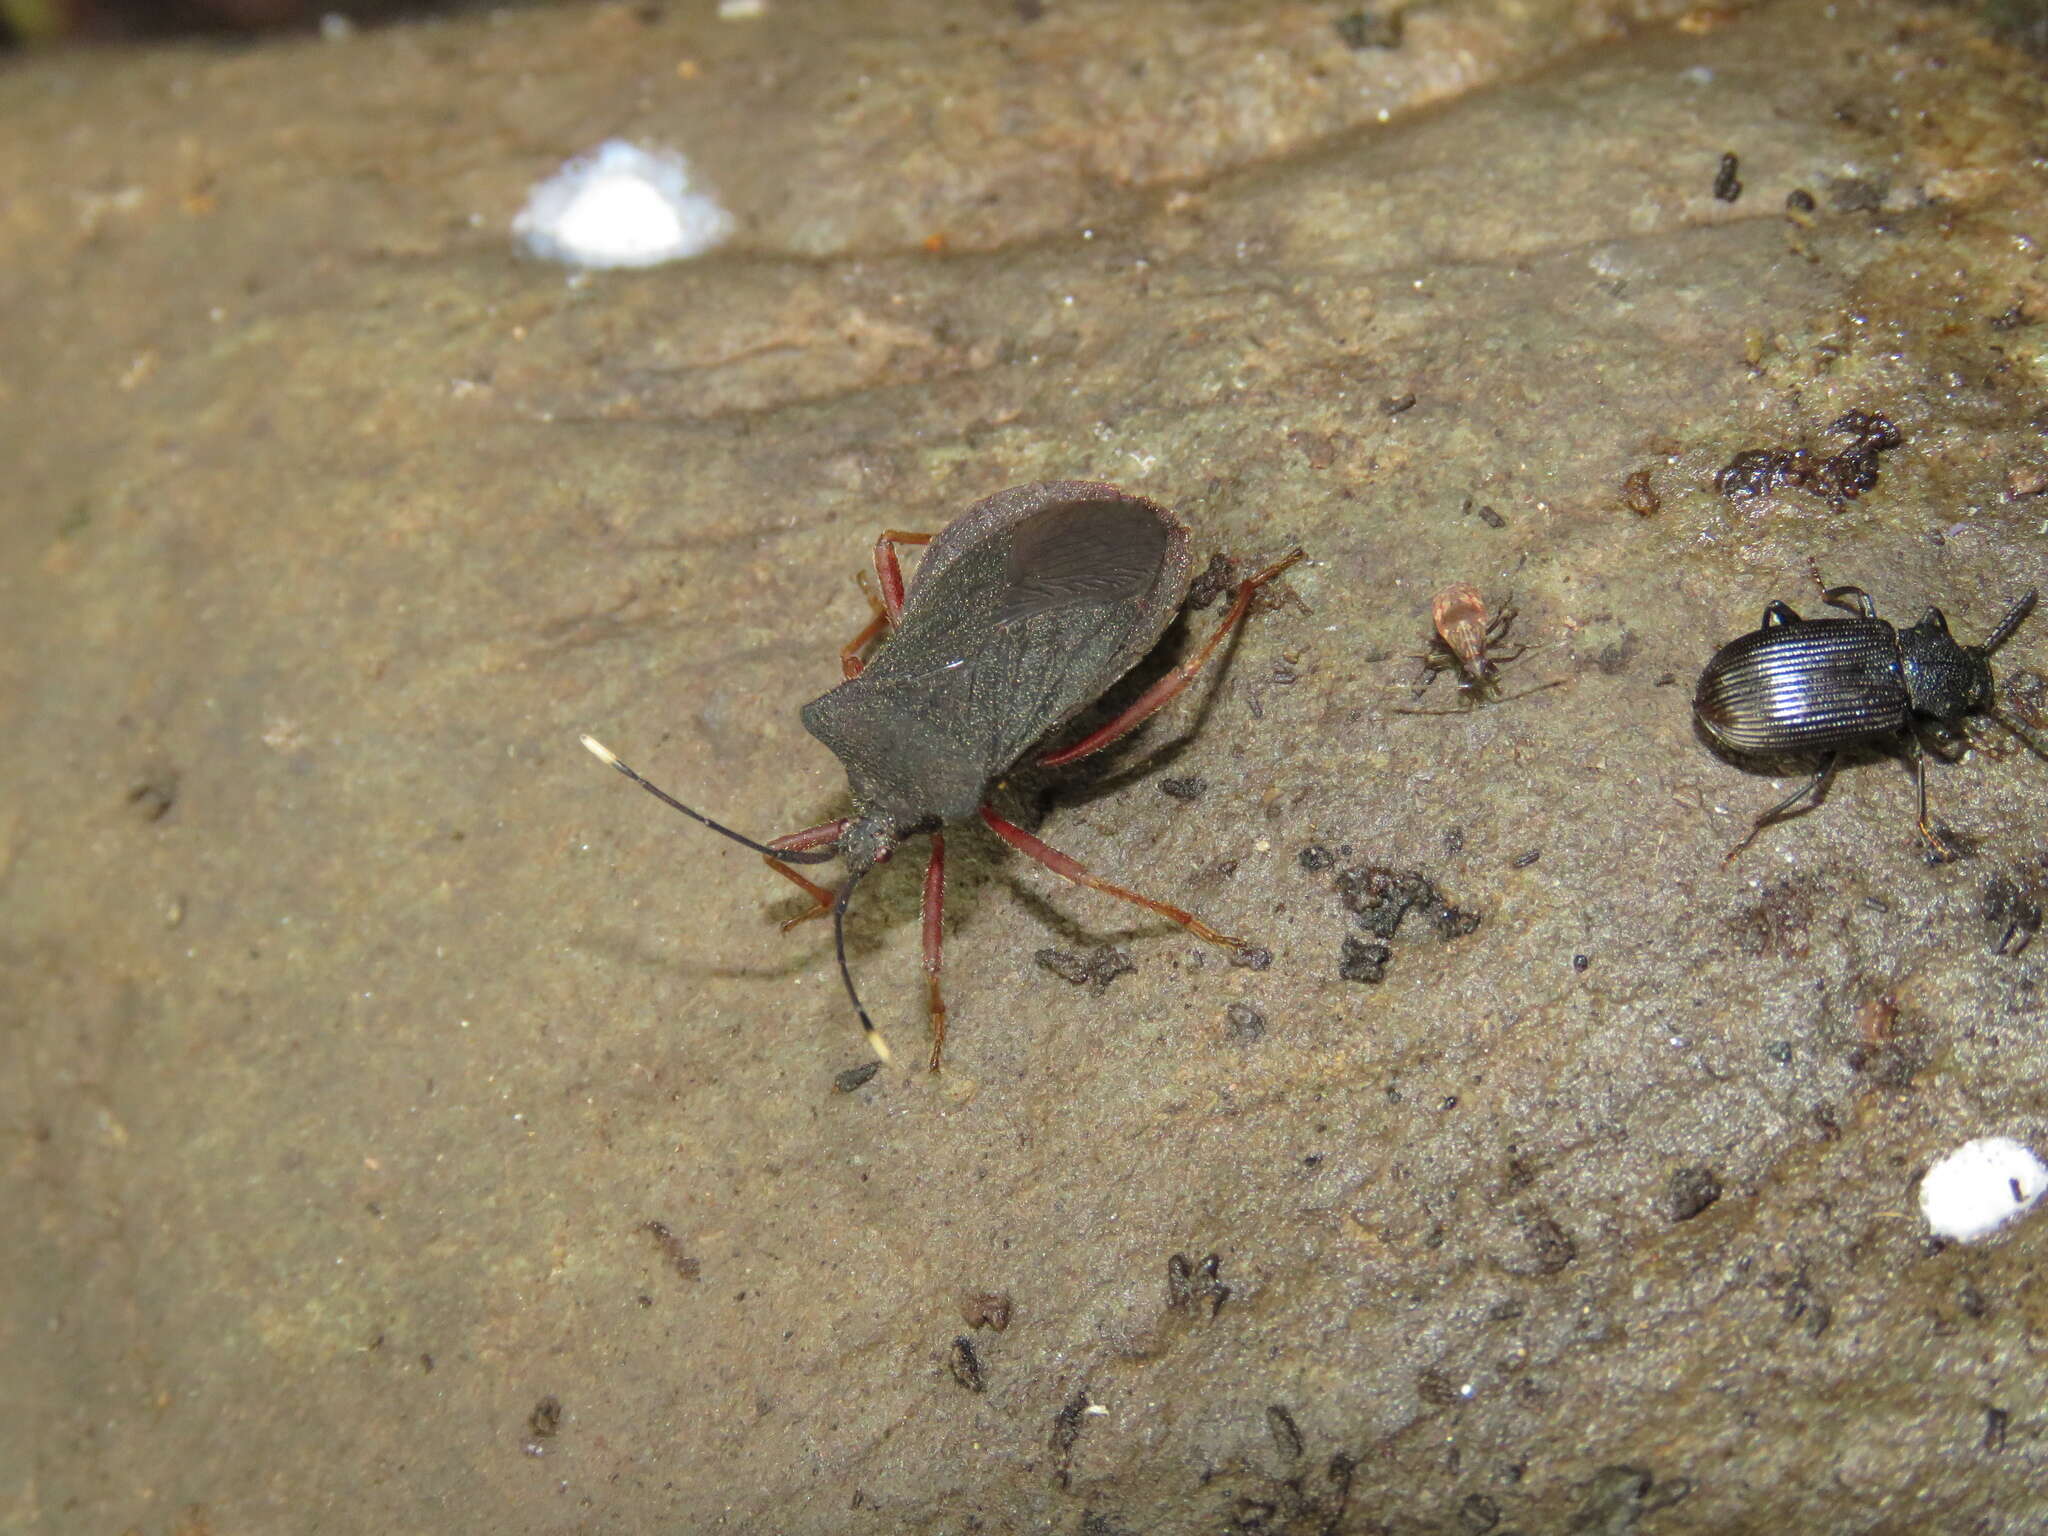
[1918,1136,2048,1243]
[512,141,734,270]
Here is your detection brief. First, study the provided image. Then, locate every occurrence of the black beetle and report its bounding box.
[584,480,1303,1068]
[1694,577,2039,861]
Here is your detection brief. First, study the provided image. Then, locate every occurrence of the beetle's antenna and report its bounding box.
[832,869,893,1064]
[1986,711,2048,764]
[581,735,838,864]
[1985,589,2039,654]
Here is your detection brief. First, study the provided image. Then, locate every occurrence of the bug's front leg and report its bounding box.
[763,818,852,929]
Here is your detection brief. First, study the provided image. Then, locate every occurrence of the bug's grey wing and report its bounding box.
[897,496,1185,767]
[811,495,1190,815]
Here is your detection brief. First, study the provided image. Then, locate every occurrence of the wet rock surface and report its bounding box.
[5,1,2048,1531]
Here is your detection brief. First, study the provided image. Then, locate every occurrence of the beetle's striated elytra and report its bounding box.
[1694,578,2040,861]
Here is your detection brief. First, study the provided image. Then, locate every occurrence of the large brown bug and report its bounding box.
[585,481,1302,1068]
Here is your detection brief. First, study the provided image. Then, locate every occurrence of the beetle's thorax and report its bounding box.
[1899,611,1993,721]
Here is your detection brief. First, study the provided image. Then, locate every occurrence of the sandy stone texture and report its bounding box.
[4,0,2048,1531]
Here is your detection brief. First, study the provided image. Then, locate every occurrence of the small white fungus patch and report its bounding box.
[1918,1136,2048,1244]
[512,141,734,270]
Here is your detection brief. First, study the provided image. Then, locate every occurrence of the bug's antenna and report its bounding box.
[581,735,837,864]
[832,868,892,1064]
[1985,589,2039,654]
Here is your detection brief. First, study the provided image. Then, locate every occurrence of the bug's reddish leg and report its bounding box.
[763,818,851,929]
[1040,548,1306,769]
[873,530,933,624]
[841,532,934,676]
[839,608,890,680]
[922,833,948,1070]
[979,806,1250,955]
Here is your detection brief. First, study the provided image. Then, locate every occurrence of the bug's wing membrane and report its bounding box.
[952,497,1180,769]
[810,497,1186,817]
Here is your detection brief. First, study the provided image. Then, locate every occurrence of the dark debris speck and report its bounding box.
[1225,1002,1267,1041]
[1186,552,1237,610]
[833,1061,882,1094]
[1159,774,1207,801]
[960,1292,1013,1332]
[1334,8,1403,49]
[1666,1166,1722,1222]
[1338,864,1435,937]
[1035,945,1136,989]
[946,1335,985,1393]
[1339,935,1391,983]
[1167,1252,1231,1317]
[1712,151,1742,203]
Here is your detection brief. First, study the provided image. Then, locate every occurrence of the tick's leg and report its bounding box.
[1724,753,1837,862]
[980,805,1251,955]
[764,818,850,929]
[1039,548,1306,769]
[922,833,949,1071]
[1905,735,1959,863]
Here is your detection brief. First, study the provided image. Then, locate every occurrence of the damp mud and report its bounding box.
[5,0,2048,1530]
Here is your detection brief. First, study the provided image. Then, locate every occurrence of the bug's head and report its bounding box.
[835,814,902,876]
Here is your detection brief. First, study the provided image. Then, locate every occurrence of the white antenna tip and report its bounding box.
[867,1029,894,1065]
[580,734,618,765]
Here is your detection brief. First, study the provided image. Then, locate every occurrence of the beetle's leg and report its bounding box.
[1904,735,1960,863]
[922,834,949,1071]
[872,530,933,624]
[979,805,1251,955]
[1761,601,1802,628]
[1820,585,1878,620]
[764,818,851,930]
[1724,753,1839,862]
[1039,548,1306,769]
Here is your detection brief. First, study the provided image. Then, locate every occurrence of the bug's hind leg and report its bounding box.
[840,531,935,677]
[922,834,949,1070]
[979,806,1254,958]
[1724,754,1838,863]
[764,818,851,930]
[1040,548,1306,769]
